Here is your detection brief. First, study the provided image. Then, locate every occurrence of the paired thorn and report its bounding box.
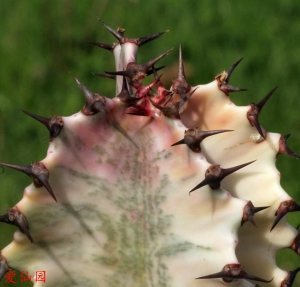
[189,160,255,194]
[0,255,10,282]
[0,206,33,243]
[171,129,232,153]
[281,267,300,287]
[247,87,277,138]
[190,160,255,194]
[99,20,168,46]
[71,74,107,116]
[105,48,173,86]
[278,134,300,159]
[196,263,273,283]
[215,58,247,95]
[0,162,57,202]
[241,201,270,227]
[270,199,300,231]
[22,110,63,141]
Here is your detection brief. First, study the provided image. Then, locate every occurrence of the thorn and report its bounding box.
[0,206,33,243]
[0,162,57,202]
[270,199,300,231]
[278,134,300,159]
[22,110,63,141]
[0,255,10,281]
[171,129,233,153]
[99,20,123,41]
[215,58,247,95]
[226,58,243,83]
[281,267,300,287]
[189,160,255,193]
[178,87,197,110]
[117,76,136,104]
[88,41,114,52]
[241,201,270,227]
[146,66,165,76]
[136,30,169,46]
[196,263,273,283]
[92,72,116,80]
[247,87,277,138]
[171,45,191,96]
[105,48,173,85]
[71,73,107,116]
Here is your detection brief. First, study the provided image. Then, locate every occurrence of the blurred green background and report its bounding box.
[0,0,299,286]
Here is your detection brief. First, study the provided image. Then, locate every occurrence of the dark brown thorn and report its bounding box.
[117,76,136,104]
[171,45,190,96]
[226,58,243,83]
[281,267,300,287]
[215,74,247,95]
[104,70,132,77]
[0,162,57,202]
[140,48,173,77]
[241,201,270,227]
[196,263,273,283]
[88,41,114,52]
[284,134,291,141]
[0,255,10,281]
[278,134,300,159]
[0,206,33,243]
[256,86,277,112]
[106,48,173,85]
[22,110,63,141]
[271,199,300,231]
[171,129,232,153]
[223,85,248,94]
[179,87,198,110]
[171,139,186,147]
[146,66,165,76]
[215,58,246,95]
[247,87,277,138]
[189,160,255,194]
[92,72,116,80]
[136,30,169,46]
[99,20,123,41]
[71,73,106,116]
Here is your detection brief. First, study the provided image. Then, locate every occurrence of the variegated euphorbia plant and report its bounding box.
[0,21,299,287]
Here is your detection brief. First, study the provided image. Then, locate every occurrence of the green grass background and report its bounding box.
[0,1,299,286]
